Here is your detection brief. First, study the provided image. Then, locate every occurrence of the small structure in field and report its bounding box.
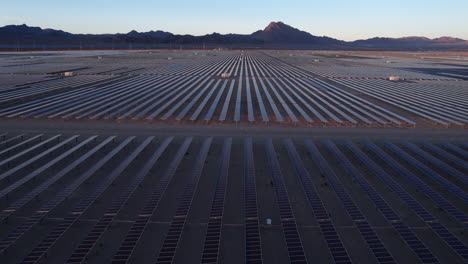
[385,60,392,63]
[97,56,103,59]
[313,59,320,62]
[388,76,400,81]
[167,57,173,60]
[64,72,74,77]
[221,73,231,78]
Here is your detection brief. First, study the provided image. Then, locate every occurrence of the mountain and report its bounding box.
[251,21,344,47]
[0,24,260,47]
[433,36,466,43]
[0,22,467,50]
[352,36,468,49]
[0,24,173,45]
[0,24,72,42]
[126,30,172,39]
[160,33,263,45]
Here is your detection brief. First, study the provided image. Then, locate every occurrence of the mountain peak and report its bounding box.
[264,21,288,31]
[251,21,342,46]
[252,21,308,43]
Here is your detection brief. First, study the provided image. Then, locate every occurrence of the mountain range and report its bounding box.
[1,21,467,50]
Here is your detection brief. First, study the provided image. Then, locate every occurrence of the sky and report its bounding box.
[1,0,467,41]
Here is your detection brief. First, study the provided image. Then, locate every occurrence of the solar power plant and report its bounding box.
[1,50,467,128]
[0,49,467,264]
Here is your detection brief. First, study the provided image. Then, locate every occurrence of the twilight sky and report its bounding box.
[1,0,467,41]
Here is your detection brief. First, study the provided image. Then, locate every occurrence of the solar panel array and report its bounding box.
[332,78,467,127]
[0,133,466,263]
[0,49,466,264]
[3,52,449,127]
[300,64,456,80]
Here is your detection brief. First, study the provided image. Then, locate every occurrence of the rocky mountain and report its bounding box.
[1,22,467,50]
[251,22,344,46]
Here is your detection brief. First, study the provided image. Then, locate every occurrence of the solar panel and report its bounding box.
[134,76,195,119]
[383,141,468,203]
[21,136,150,263]
[343,140,440,263]
[362,140,468,226]
[150,76,210,120]
[116,76,185,119]
[156,137,212,263]
[111,137,192,263]
[0,136,130,255]
[0,134,43,156]
[190,80,221,121]
[420,142,467,171]
[234,74,242,122]
[257,78,283,121]
[0,135,97,199]
[0,135,75,181]
[0,136,115,223]
[65,137,172,264]
[243,138,263,263]
[89,77,169,119]
[284,139,351,263]
[252,78,270,122]
[201,138,232,263]
[0,134,25,148]
[287,78,342,123]
[317,140,396,263]
[219,80,235,121]
[265,139,307,263]
[173,78,215,120]
[0,134,59,168]
[205,80,228,121]
[400,141,467,184]
[439,142,468,157]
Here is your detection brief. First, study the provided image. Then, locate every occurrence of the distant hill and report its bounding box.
[0,24,174,46]
[352,36,468,49]
[1,22,467,50]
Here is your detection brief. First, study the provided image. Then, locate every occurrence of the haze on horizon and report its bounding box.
[2,0,467,41]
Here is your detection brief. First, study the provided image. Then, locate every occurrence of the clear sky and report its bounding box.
[1,0,467,41]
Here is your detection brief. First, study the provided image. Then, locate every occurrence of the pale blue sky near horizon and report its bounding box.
[1,0,467,41]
